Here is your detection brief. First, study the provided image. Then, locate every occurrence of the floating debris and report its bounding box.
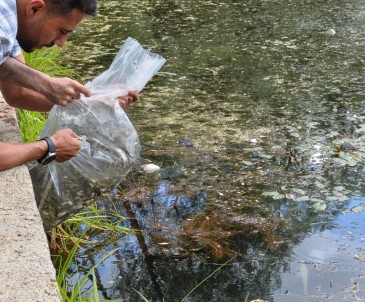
[351,204,365,214]
[324,28,336,36]
[313,201,327,211]
[143,163,161,174]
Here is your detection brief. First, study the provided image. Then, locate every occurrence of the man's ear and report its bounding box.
[25,0,46,16]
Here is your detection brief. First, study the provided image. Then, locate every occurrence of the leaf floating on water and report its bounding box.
[310,198,323,203]
[315,182,325,189]
[258,153,273,159]
[348,161,358,167]
[351,204,365,213]
[355,124,365,133]
[290,132,301,138]
[262,191,279,196]
[294,196,310,202]
[262,191,285,199]
[338,196,349,202]
[272,194,285,200]
[293,188,306,195]
[158,71,177,76]
[285,193,295,200]
[336,152,360,166]
[333,139,346,146]
[339,152,352,160]
[313,202,327,211]
[334,186,345,192]
[326,131,339,138]
[332,157,349,166]
[243,147,263,152]
[308,122,319,129]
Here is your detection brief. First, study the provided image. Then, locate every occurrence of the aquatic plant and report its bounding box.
[178,206,287,259]
[50,203,135,301]
[54,234,118,302]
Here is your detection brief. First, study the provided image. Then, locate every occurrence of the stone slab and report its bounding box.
[0,95,60,302]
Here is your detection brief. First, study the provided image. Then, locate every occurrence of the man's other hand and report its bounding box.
[118,91,139,110]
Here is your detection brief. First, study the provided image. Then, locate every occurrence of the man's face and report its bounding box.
[17,9,86,53]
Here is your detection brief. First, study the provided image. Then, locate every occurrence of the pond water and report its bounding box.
[64,0,365,301]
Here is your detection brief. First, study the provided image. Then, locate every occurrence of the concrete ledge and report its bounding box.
[0,95,60,301]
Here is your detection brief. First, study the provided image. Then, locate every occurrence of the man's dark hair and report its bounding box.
[45,0,97,16]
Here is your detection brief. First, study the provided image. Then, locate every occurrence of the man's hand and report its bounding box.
[0,57,91,107]
[50,129,81,163]
[48,77,91,106]
[118,91,138,110]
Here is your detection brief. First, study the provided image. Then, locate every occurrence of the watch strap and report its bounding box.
[37,137,56,164]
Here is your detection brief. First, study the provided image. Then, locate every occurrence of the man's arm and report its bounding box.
[0,56,91,106]
[1,54,139,111]
[0,53,55,111]
[0,128,81,171]
[0,140,48,171]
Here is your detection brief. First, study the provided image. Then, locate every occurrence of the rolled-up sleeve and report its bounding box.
[0,34,14,64]
[0,0,20,64]
[11,40,21,58]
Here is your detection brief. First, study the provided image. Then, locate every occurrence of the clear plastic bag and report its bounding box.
[30,37,166,231]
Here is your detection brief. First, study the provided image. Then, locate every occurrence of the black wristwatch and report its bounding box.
[37,137,57,165]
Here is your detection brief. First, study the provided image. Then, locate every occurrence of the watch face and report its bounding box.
[42,152,57,165]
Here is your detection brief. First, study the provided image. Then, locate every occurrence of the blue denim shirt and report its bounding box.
[0,0,21,64]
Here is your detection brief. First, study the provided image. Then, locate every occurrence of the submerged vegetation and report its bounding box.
[51,204,133,302]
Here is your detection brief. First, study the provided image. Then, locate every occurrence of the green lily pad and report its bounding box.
[326,131,339,138]
[315,182,325,189]
[351,204,365,213]
[310,198,323,203]
[294,196,310,202]
[262,191,279,196]
[243,147,263,152]
[290,132,301,138]
[332,158,349,166]
[293,188,306,195]
[338,196,349,202]
[313,202,327,211]
[259,153,273,159]
[334,186,345,191]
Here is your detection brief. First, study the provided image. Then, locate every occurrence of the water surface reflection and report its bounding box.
[65,0,365,301]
